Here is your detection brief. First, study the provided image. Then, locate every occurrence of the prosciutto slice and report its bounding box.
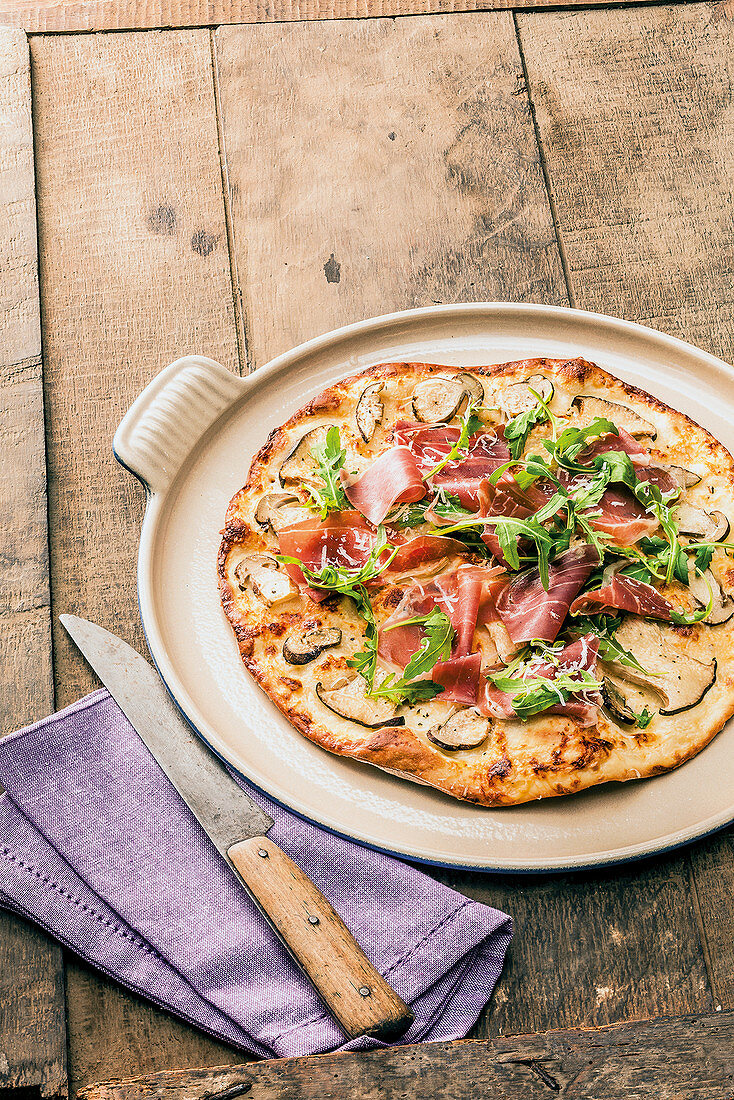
[278,511,378,589]
[393,420,510,509]
[278,514,465,597]
[378,564,506,669]
[477,678,516,719]
[584,486,658,545]
[578,428,650,466]
[341,446,425,525]
[635,465,679,498]
[570,572,674,620]
[431,652,482,706]
[495,545,600,643]
[386,534,469,577]
[477,478,534,565]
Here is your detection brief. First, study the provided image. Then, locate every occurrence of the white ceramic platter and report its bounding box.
[115,303,734,871]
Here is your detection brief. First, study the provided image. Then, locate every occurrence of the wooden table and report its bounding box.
[1,2,733,1095]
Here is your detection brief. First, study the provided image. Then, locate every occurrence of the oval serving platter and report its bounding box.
[115,303,734,871]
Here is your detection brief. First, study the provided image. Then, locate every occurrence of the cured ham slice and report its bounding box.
[477,478,534,565]
[378,564,506,668]
[279,514,464,596]
[278,511,378,588]
[584,486,658,545]
[434,565,506,654]
[578,427,650,466]
[431,652,482,706]
[477,678,516,719]
[634,465,679,498]
[341,446,426,525]
[386,534,468,577]
[496,546,599,643]
[393,420,510,509]
[569,572,674,620]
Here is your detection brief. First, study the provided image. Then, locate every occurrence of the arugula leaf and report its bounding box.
[686,539,734,575]
[670,577,715,625]
[369,609,455,705]
[503,401,548,461]
[693,543,716,575]
[304,426,348,519]
[571,615,651,675]
[389,492,472,529]
[424,399,481,479]
[488,665,603,721]
[544,417,618,471]
[624,535,688,586]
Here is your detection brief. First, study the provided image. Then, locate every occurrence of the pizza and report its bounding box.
[218,357,734,806]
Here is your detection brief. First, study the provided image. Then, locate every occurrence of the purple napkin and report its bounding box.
[0,689,511,1058]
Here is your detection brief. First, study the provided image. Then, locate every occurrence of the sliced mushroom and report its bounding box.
[283,626,342,665]
[572,395,656,439]
[315,678,404,729]
[233,554,296,606]
[665,464,702,489]
[450,372,484,405]
[483,620,522,664]
[605,617,716,715]
[255,491,310,533]
[501,374,554,417]
[411,377,466,423]
[601,678,638,725]
[672,503,730,542]
[279,425,334,486]
[687,564,734,625]
[356,382,384,442]
[427,709,490,750]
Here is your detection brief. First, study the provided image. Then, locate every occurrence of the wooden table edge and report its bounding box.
[77,1007,734,1099]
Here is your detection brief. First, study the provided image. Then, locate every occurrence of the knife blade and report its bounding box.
[60,614,414,1042]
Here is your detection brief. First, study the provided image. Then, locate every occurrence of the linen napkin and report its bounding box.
[0,689,511,1058]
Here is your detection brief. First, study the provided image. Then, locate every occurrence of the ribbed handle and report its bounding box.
[113,356,245,494]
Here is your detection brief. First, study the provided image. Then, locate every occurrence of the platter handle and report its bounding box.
[113,356,245,495]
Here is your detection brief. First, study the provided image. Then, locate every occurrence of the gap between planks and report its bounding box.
[208,28,248,375]
[0,0,721,35]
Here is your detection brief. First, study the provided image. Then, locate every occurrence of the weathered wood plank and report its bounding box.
[517,0,734,1012]
[214,14,567,368]
[30,28,242,1089]
[215,13,712,1040]
[0,0,672,36]
[442,854,711,1038]
[0,26,68,1099]
[517,1,734,363]
[77,1010,734,1100]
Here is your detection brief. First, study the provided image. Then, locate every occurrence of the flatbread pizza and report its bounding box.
[218,357,734,806]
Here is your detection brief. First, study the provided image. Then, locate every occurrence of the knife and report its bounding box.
[60,615,414,1042]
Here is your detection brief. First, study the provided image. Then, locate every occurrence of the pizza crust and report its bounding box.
[218,357,734,806]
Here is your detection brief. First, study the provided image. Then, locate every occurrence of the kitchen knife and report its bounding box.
[60,614,414,1042]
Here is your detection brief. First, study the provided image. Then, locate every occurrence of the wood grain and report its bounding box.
[214,14,567,368]
[0,26,68,1099]
[77,1009,734,1100]
[0,0,669,35]
[229,836,413,1041]
[215,13,712,1042]
[517,0,734,1013]
[516,2,734,363]
[29,29,242,1088]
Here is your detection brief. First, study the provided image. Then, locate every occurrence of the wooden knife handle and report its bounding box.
[227,836,414,1041]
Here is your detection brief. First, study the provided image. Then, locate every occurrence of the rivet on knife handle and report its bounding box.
[228,836,414,1041]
